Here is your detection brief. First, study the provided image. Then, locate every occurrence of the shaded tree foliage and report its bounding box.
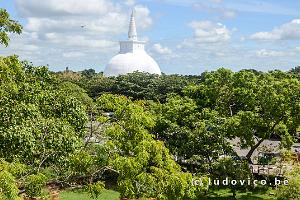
[56,71,201,102]
[81,68,96,78]
[290,66,300,74]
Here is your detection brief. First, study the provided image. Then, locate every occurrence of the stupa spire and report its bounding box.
[128,8,137,41]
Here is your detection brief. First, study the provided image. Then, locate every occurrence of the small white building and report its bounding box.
[104,9,161,77]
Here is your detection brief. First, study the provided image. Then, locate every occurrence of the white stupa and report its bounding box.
[104,9,161,77]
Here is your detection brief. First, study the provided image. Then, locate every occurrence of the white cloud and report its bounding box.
[26,14,127,35]
[15,0,121,17]
[63,52,85,58]
[45,33,116,49]
[3,0,153,71]
[250,19,300,41]
[17,0,128,37]
[221,9,236,19]
[255,49,296,58]
[192,3,237,20]
[226,0,299,16]
[1,31,41,56]
[210,0,223,3]
[152,43,172,54]
[125,0,136,6]
[134,5,153,29]
[188,20,231,43]
[14,0,153,45]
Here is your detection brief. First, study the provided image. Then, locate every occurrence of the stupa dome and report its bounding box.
[105,51,161,76]
[104,9,161,77]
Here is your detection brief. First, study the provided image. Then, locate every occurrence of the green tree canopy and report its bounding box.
[152,94,233,173]
[56,71,201,101]
[0,8,22,47]
[0,56,88,166]
[185,69,300,163]
[96,94,207,200]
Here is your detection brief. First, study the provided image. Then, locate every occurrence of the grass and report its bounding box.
[207,188,276,200]
[59,188,275,200]
[59,189,120,200]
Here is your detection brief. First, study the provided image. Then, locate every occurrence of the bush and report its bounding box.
[0,170,20,200]
[87,181,105,199]
[25,173,47,198]
[276,165,300,200]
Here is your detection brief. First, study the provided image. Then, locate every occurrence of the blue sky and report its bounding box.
[0,0,300,74]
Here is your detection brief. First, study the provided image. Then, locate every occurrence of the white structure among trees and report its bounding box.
[104,9,161,77]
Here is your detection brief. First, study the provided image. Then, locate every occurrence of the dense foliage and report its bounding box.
[0,56,88,166]
[152,95,232,173]
[97,94,207,199]
[0,159,28,200]
[276,165,300,200]
[57,70,201,102]
[1,55,300,199]
[184,69,300,163]
[1,9,300,198]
